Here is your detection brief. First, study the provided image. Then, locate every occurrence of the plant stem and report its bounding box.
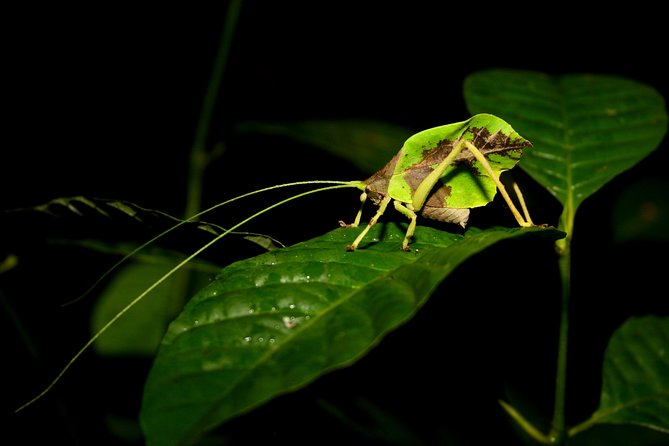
[176,1,243,322]
[550,226,572,444]
[185,0,243,219]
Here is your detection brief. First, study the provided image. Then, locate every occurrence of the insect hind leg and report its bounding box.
[463,141,533,227]
[502,173,534,226]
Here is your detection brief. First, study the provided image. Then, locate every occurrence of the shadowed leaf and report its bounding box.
[91,263,211,356]
[571,315,669,437]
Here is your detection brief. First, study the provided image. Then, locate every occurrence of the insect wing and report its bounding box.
[388,114,531,209]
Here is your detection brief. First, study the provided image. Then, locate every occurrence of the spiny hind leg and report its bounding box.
[463,141,533,227]
[346,195,391,251]
[393,200,418,252]
[501,173,534,226]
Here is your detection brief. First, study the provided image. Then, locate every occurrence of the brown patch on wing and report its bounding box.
[424,184,452,207]
[463,127,530,161]
[414,127,530,172]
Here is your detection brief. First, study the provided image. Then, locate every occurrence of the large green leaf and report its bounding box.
[140,223,563,445]
[571,315,669,437]
[235,120,413,174]
[463,70,668,229]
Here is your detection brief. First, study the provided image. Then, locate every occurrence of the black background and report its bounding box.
[3,3,668,445]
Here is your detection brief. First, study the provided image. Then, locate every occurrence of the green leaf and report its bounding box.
[463,70,668,230]
[235,119,414,174]
[91,263,177,356]
[571,315,669,437]
[140,223,564,445]
[91,263,212,356]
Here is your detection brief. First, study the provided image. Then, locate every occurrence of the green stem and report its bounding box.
[550,210,574,445]
[185,0,243,219]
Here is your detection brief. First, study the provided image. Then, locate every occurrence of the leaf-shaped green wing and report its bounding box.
[140,223,563,445]
[464,70,668,226]
[384,113,531,208]
[571,315,669,437]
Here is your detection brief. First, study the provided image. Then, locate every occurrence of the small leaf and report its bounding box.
[91,248,220,356]
[140,223,564,445]
[235,120,414,174]
[571,315,669,437]
[464,70,668,228]
[242,234,284,251]
[91,263,183,356]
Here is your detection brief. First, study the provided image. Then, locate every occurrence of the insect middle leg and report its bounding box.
[346,195,391,251]
[392,201,417,252]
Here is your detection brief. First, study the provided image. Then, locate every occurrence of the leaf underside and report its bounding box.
[140,223,563,445]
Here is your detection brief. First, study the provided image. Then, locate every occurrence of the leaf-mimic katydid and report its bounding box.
[14,113,535,413]
[341,113,535,251]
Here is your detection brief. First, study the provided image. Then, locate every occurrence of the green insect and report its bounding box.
[341,113,534,251]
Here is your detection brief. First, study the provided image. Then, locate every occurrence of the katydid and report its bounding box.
[14,113,534,412]
[341,113,534,251]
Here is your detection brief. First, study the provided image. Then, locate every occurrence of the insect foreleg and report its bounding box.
[393,200,417,251]
[346,194,392,251]
[463,141,533,227]
[339,191,367,228]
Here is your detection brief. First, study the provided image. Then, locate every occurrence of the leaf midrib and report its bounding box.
[558,76,574,230]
